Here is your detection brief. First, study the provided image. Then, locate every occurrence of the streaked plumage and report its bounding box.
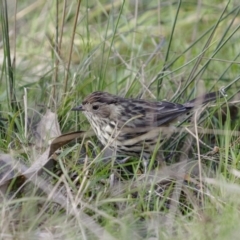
[72,90,225,160]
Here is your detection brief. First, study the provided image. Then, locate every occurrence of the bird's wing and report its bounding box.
[118,101,190,129]
[149,101,189,126]
[117,90,224,131]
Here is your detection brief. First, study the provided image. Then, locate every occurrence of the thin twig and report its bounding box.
[63,0,82,94]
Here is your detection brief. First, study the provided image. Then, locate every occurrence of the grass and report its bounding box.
[0,0,240,239]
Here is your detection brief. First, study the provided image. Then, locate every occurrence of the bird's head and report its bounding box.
[72,91,122,119]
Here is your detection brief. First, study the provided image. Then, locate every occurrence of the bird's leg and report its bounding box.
[142,157,149,174]
[156,151,166,167]
[142,152,166,173]
[142,154,151,173]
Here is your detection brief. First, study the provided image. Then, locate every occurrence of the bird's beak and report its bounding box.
[71,105,84,111]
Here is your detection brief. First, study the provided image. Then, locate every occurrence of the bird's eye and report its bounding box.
[92,105,99,110]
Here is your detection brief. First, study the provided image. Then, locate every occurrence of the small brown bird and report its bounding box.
[72,90,225,166]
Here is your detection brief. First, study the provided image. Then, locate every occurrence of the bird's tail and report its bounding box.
[183,88,227,108]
